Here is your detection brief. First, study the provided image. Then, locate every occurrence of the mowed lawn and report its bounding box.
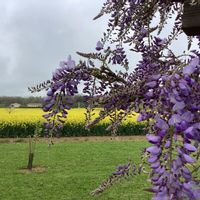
[0,140,152,200]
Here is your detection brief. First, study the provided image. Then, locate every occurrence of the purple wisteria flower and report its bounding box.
[146,146,161,155]
[145,81,157,88]
[183,57,199,75]
[172,101,185,112]
[183,154,195,164]
[168,114,182,125]
[184,143,196,152]
[96,41,103,51]
[155,118,169,130]
[146,134,161,144]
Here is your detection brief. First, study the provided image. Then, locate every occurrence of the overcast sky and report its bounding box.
[0,0,108,97]
[0,1,196,97]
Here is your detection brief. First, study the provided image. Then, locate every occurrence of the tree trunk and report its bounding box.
[27,153,34,170]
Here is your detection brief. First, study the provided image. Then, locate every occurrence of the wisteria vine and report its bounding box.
[29,1,200,199]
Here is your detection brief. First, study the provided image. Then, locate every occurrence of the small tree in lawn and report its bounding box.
[29,1,200,199]
[27,125,41,170]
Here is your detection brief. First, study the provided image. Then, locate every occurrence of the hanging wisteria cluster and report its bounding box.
[29,0,200,199]
[91,148,149,195]
[91,160,148,196]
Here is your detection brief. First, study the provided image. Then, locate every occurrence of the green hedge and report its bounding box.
[0,122,146,138]
[62,123,145,137]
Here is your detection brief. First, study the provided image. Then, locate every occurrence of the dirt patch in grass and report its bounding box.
[0,135,146,143]
[19,166,47,173]
[0,139,10,143]
[0,138,26,143]
[57,135,146,142]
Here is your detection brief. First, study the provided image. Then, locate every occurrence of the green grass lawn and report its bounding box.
[0,140,152,200]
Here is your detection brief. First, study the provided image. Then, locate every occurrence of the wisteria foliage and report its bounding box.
[91,149,149,196]
[29,1,200,199]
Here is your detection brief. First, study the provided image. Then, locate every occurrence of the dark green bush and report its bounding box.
[0,122,146,138]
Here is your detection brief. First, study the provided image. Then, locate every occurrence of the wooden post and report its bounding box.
[182,1,200,36]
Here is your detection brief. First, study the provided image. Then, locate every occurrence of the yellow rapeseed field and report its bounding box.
[0,108,142,137]
[0,108,138,124]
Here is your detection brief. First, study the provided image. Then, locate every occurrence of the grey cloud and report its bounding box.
[0,0,195,97]
[0,0,106,96]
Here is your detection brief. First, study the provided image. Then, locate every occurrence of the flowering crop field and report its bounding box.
[0,108,139,123]
[0,108,145,137]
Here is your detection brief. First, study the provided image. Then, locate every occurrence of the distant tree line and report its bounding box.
[0,95,86,108]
